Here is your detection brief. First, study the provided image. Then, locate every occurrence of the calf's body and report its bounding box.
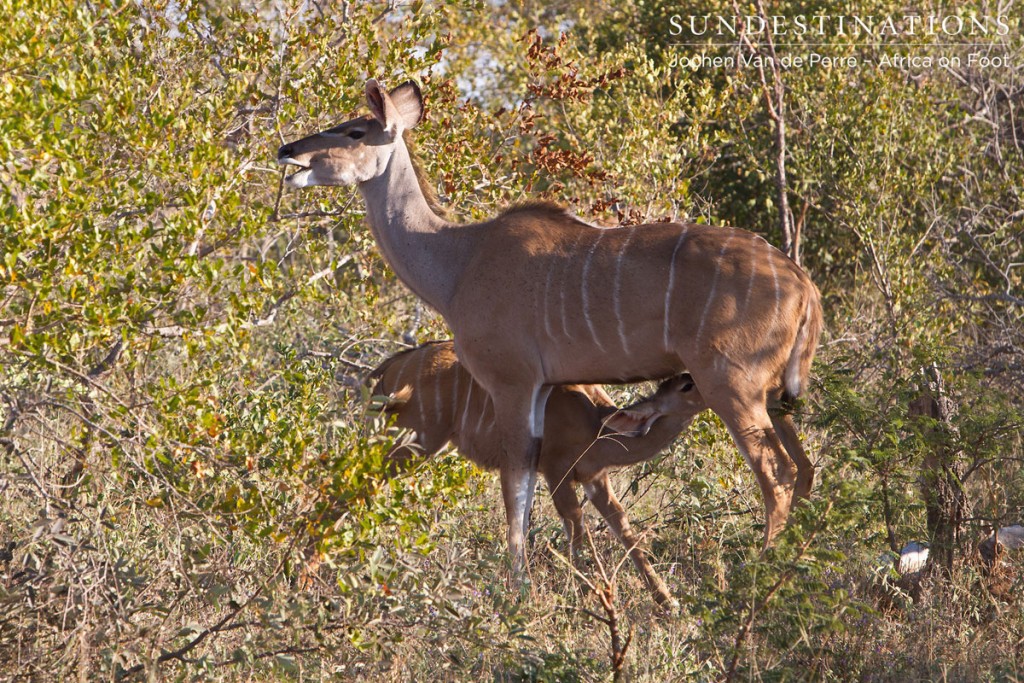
[370,341,705,605]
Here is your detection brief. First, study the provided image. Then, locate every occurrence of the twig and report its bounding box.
[583,528,632,682]
[1,435,59,506]
[734,0,797,264]
[272,209,351,221]
[271,166,286,221]
[195,221,244,259]
[548,535,633,681]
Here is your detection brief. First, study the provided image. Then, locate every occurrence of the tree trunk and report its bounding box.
[908,366,970,574]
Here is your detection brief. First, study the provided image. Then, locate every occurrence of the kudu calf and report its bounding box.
[370,341,705,606]
[278,79,823,573]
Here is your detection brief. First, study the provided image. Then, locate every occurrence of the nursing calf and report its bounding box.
[370,341,705,605]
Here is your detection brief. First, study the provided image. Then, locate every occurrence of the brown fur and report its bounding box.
[498,201,584,223]
[403,132,448,218]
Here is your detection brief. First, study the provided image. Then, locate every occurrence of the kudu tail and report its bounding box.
[783,281,823,402]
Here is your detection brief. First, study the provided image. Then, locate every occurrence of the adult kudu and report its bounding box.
[370,340,706,605]
[277,79,824,573]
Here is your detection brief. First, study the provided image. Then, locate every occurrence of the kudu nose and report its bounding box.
[277,143,294,160]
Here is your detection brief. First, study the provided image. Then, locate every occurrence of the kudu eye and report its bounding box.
[679,380,695,393]
[348,129,365,140]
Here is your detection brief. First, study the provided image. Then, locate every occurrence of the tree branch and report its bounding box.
[735,0,798,264]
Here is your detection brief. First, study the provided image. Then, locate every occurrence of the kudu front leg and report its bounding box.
[584,475,676,608]
[498,433,542,578]
[492,385,550,578]
[770,411,815,501]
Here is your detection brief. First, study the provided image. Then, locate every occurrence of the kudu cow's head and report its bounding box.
[277,80,423,188]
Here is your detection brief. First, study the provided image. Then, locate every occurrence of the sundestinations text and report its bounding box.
[669,13,1011,39]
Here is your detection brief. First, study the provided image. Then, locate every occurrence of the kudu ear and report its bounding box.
[389,81,423,128]
[365,79,423,133]
[365,79,389,127]
[603,408,661,438]
[387,384,414,407]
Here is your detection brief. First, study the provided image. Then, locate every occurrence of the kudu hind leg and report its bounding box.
[584,476,675,607]
[770,411,814,500]
[711,393,798,547]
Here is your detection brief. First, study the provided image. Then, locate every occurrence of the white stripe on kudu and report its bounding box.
[561,231,586,340]
[612,227,634,355]
[581,230,606,351]
[766,237,781,319]
[433,362,443,423]
[696,237,733,344]
[743,239,759,313]
[542,261,557,341]
[461,379,473,431]
[663,226,690,350]
[416,348,428,426]
[475,389,490,434]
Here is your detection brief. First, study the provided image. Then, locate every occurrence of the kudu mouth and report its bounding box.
[278,138,313,184]
[276,151,312,187]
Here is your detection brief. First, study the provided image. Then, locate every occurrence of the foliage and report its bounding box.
[1,0,1022,680]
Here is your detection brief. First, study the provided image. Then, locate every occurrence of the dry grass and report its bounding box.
[6,422,1022,683]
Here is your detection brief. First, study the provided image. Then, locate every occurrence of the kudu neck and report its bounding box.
[642,413,691,449]
[358,139,466,314]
